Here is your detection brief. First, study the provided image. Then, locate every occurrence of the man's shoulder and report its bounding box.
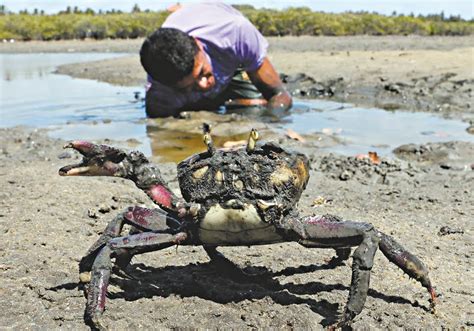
[164,2,244,24]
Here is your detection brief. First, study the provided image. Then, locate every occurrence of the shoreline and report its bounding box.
[2,36,471,120]
[1,35,473,54]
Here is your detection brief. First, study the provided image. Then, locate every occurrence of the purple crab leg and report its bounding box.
[86,231,188,330]
[377,232,437,305]
[280,214,435,327]
[79,206,182,282]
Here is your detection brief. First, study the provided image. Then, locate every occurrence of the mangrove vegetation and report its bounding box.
[0,4,472,41]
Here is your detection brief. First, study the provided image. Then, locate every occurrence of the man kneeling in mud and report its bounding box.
[139,2,292,118]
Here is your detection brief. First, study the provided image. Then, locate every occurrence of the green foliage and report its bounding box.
[0,6,472,41]
[238,6,473,37]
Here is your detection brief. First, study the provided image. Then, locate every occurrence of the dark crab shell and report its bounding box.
[177,141,310,225]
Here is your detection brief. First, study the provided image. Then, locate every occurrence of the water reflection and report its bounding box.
[2,66,50,81]
[0,53,124,81]
[0,53,143,128]
[147,126,250,163]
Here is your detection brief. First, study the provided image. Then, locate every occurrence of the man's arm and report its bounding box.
[247,57,292,112]
[145,80,188,118]
[145,91,180,118]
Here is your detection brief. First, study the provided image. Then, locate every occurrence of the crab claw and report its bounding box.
[58,141,127,177]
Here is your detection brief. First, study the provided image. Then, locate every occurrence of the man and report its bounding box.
[140,2,292,118]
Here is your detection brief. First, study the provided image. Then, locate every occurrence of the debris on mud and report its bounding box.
[438,226,464,236]
[312,153,414,185]
[281,73,345,98]
[281,70,473,116]
[393,141,474,167]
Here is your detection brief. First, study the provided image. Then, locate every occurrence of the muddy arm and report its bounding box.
[248,57,292,113]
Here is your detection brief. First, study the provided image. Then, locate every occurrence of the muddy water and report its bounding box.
[1,53,472,163]
[146,127,252,162]
[286,106,473,156]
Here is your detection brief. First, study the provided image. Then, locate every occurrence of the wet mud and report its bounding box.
[1,126,472,329]
[284,72,473,118]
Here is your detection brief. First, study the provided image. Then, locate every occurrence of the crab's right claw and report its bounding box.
[58,141,127,177]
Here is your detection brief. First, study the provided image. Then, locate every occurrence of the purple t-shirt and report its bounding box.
[147,2,268,113]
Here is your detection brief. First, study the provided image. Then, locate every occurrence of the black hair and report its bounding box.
[140,28,198,85]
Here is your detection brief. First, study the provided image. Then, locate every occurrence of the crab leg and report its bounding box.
[59,141,201,218]
[377,231,437,305]
[79,207,183,282]
[86,231,188,330]
[203,245,244,269]
[281,214,435,327]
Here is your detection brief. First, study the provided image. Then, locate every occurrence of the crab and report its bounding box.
[58,125,436,330]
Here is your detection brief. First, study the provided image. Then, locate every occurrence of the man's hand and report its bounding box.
[267,90,292,113]
[248,57,292,112]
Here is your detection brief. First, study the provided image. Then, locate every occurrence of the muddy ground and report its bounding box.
[0,36,473,330]
[1,125,473,330]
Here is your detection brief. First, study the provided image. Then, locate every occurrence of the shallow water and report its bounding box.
[286,106,473,156]
[1,53,472,162]
[0,53,143,126]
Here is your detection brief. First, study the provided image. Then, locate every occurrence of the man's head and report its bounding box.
[140,28,215,92]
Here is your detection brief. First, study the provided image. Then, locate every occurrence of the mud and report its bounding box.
[285,72,473,118]
[1,126,473,329]
[1,36,473,329]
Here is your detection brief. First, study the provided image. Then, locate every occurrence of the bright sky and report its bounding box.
[3,0,473,19]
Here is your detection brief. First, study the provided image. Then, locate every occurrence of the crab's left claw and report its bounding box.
[59,141,127,177]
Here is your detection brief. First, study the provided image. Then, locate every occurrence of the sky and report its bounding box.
[2,0,473,19]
